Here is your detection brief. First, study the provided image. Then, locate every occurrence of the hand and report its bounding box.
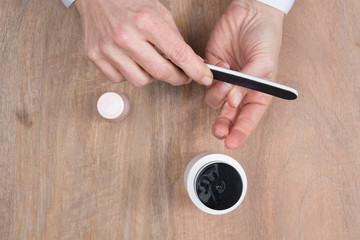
[205,0,284,149]
[75,0,213,87]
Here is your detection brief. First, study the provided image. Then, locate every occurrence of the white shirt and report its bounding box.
[61,0,295,14]
[61,0,75,8]
[256,0,295,14]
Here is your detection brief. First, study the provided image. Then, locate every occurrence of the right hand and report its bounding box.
[75,0,213,87]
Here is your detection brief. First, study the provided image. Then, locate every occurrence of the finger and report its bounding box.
[227,86,248,108]
[210,61,230,86]
[140,20,213,86]
[158,7,183,38]
[204,51,222,65]
[224,92,272,150]
[205,61,233,109]
[127,41,190,86]
[212,102,239,140]
[101,45,153,87]
[91,57,125,83]
[241,59,277,82]
[226,58,276,108]
[205,81,233,108]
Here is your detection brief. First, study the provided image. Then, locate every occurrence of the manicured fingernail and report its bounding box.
[201,76,213,86]
[218,82,232,94]
[213,130,225,139]
[214,132,225,139]
[233,91,242,108]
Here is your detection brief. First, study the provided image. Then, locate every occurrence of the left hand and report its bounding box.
[205,0,285,149]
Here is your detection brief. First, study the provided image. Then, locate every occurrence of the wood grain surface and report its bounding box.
[1,0,360,239]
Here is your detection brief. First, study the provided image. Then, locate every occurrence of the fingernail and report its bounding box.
[233,91,242,108]
[214,130,225,139]
[218,82,232,94]
[201,76,213,86]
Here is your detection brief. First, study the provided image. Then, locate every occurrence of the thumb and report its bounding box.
[204,60,234,109]
[240,58,277,81]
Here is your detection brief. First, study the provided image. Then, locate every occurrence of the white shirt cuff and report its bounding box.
[61,0,75,8]
[256,0,295,14]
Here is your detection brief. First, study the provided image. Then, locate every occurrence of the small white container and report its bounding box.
[97,92,130,122]
[184,153,247,215]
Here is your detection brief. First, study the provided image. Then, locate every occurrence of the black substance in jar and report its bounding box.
[196,163,243,210]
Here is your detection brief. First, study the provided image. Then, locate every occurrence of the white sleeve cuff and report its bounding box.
[61,0,75,8]
[256,0,295,14]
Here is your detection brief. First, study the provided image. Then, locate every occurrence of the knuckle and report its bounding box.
[163,9,174,22]
[238,116,256,135]
[113,27,133,50]
[98,40,111,57]
[153,64,171,80]
[169,44,188,64]
[134,8,154,29]
[85,48,100,63]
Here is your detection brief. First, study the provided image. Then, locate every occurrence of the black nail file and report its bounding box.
[160,54,298,100]
[207,64,298,100]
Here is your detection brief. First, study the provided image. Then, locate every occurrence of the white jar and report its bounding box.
[184,153,247,215]
[97,92,130,122]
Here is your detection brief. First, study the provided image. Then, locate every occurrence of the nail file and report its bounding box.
[161,54,298,100]
[206,64,298,100]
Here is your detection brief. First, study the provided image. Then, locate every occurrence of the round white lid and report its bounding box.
[97,92,124,119]
[184,153,247,215]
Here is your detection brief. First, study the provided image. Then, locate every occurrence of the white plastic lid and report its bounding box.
[97,92,124,120]
[184,153,247,215]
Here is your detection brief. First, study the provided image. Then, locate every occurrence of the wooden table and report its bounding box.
[1,0,360,239]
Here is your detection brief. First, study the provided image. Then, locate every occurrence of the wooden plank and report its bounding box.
[0,0,359,239]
